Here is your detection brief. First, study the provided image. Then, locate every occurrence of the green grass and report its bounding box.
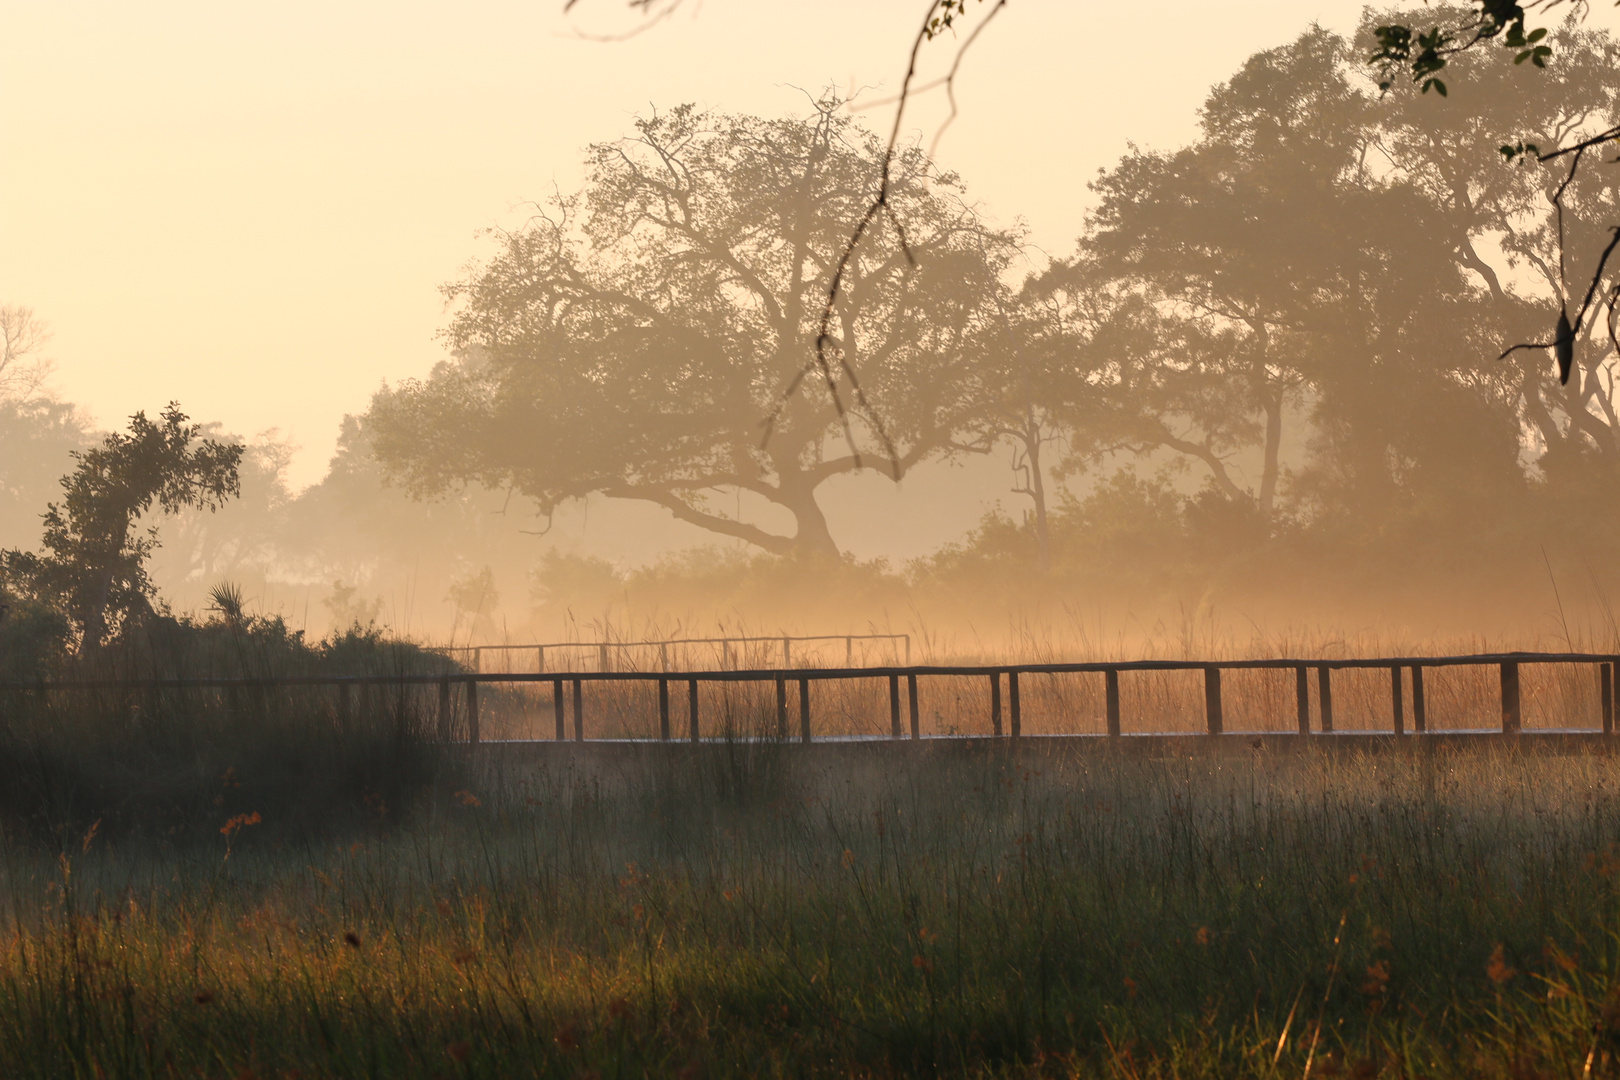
[3,741,1620,1077]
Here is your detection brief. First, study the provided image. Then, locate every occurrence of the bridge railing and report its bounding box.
[7,652,1615,744]
[435,633,911,673]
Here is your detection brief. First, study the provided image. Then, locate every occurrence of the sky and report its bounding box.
[7,0,1515,574]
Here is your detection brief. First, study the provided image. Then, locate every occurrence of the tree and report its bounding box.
[367,97,1017,558]
[1,404,243,649]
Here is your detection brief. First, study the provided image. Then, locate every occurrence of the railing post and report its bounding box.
[437,677,452,742]
[1412,666,1426,733]
[552,678,565,740]
[1204,666,1223,735]
[775,677,787,739]
[907,674,920,740]
[798,678,811,744]
[782,637,791,668]
[846,636,853,666]
[688,678,700,742]
[905,636,912,665]
[1318,666,1334,733]
[465,678,480,746]
[599,643,610,673]
[889,675,902,738]
[537,645,545,674]
[1603,662,1614,735]
[659,678,671,741]
[473,648,482,675]
[660,643,669,673]
[572,678,584,742]
[1501,661,1521,734]
[1295,665,1310,735]
[338,681,352,726]
[1391,664,1404,736]
[990,672,1002,737]
[1104,668,1121,737]
[1009,671,1021,738]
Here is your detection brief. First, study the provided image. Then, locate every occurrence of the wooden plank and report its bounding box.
[1009,672,1021,738]
[658,678,670,741]
[1501,661,1521,733]
[889,675,902,738]
[1412,666,1426,733]
[799,678,811,744]
[1391,664,1404,736]
[438,677,452,742]
[1105,669,1121,737]
[572,678,584,742]
[1204,666,1223,735]
[990,672,1002,737]
[689,678,700,742]
[908,674,920,740]
[1295,665,1310,735]
[1602,663,1614,735]
[1318,666,1334,733]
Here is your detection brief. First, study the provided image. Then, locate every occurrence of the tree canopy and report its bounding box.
[1,404,242,649]
[367,96,1019,558]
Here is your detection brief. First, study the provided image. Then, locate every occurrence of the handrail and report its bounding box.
[433,633,911,671]
[10,651,1617,744]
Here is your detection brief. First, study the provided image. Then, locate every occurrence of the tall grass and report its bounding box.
[2,742,1620,1076]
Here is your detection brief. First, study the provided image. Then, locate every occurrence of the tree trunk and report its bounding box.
[775,479,842,560]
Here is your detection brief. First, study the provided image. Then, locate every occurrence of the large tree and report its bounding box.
[367,97,1017,558]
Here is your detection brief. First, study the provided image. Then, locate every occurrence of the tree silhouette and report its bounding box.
[1,404,242,650]
[367,97,1017,558]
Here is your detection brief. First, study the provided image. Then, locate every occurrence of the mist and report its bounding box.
[4,6,1620,662]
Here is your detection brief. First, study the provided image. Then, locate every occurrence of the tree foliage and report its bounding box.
[367,96,1018,557]
[1,404,242,649]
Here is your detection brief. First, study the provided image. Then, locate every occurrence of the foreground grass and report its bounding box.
[3,743,1620,1077]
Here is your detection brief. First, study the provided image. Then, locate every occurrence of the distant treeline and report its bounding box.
[2,13,1617,642]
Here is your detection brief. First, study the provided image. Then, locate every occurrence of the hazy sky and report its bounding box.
[2,0,1394,496]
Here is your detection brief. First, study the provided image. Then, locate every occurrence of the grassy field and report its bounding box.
[4,732,1620,1078]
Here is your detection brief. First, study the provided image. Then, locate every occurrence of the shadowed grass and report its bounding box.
[1,742,1620,1076]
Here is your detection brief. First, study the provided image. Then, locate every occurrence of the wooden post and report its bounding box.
[775,677,787,739]
[599,643,611,673]
[846,636,853,666]
[907,673,920,740]
[688,679,700,742]
[552,678,565,740]
[721,640,730,670]
[1412,666,1426,733]
[1603,662,1614,735]
[889,675,902,738]
[1501,661,1521,734]
[658,678,671,741]
[1009,671,1021,738]
[904,636,912,665]
[537,645,545,674]
[1295,665,1310,735]
[782,637,791,668]
[990,672,1002,737]
[437,677,452,742]
[798,678,811,744]
[465,679,480,745]
[659,643,669,672]
[572,678,584,742]
[473,648,482,674]
[1391,664,1404,736]
[338,681,352,727]
[1104,668,1121,737]
[1318,666,1334,733]
[1204,666,1223,735]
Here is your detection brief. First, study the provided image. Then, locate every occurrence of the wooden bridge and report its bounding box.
[13,651,1617,746]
